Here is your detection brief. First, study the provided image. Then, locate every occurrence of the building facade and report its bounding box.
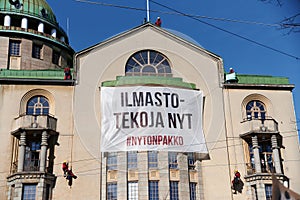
[0,1,299,200]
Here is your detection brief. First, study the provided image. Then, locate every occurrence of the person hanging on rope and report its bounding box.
[66,167,77,187]
[231,170,244,194]
[62,161,69,177]
[62,161,77,187]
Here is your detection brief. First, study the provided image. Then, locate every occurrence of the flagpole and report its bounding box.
[146,0,150,22]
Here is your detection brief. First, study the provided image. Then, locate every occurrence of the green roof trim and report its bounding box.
[101,76,197,89]
[236,74,290,85]
[0,69,67,80]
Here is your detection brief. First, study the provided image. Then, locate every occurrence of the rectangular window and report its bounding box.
[107,152,117,170]
[187,153,196,169]
[265,184,272,200]
[128,182,138,200]
[189,183,197,200]
[168,152,178,169]
[149,181,159,200]
[52,51,60,65]
[127,151,137,169]
[24,141,41,171]
[170,181,179,200]
[9,40,20,56]
[107,183,117,200]
[148,151,158,169]
[22,184,37,200]
[32,44,42,59]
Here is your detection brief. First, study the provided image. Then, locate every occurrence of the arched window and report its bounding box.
[246,100,266,119]
[125,50,172,76]
[26,96,49,115]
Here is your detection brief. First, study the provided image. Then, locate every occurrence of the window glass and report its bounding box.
[170,181,179,200]
[22,184,37,200]
[168,152,178,169]
[190,183,197,200]
[52,51,60,65]
[107,152,118,170]
[107,183,117,200]
[127,151,137,169]
[187,153,196,169]
[125,50,171,76]
[24,141,41,171]
[128,182,138,200]
[265,184,272,200]
[9,41,21,56]
[246,100,266,119]
[148,151,158,168]
[259,141,274,173]
[32,44,42,59]
[26,96,49,115]
[149,181,159,200]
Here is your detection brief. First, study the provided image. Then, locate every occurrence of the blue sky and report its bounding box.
[48,0,300,135]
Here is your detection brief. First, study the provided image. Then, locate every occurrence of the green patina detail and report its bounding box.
[0,69,290,86]
[101,76,197,89]
[0,0,57,24]
[236,74,290,85]
[0,69,66,79]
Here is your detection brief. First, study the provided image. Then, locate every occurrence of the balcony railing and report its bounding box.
[24,159,40,172]
[0,25,71,48]
[245,162,275,176]
[240,118,278,134]
[12,114,57,131]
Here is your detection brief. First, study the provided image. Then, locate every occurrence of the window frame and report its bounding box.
[168,152,178,169]
[246,100,266,120]
[52,50,60,65]
[265,184,272,200]
[128,182,138,200]
[189,182,197,200]
[26,96,50,116]
[9,40,21,56]
[125,50,172,76]
[107,152,118,170]
[149,181,159,200]
[107,182,117,200]
[127,151,138,170]
[148,151,158,169]
[22,184,37,200]
[170,181,179,200]
[32,43,43,59]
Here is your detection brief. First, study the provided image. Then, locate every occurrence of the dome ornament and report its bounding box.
[9,0,23,9]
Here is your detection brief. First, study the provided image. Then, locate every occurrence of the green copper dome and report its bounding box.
[0,0,57,25]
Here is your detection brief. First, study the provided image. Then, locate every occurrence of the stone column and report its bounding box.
[39,131,48,172]
[138,151,148,200]
[101,155,107,200]
[17,132,26,172]
[178,153,189,199]
[117,152,127,199]
[256,181,266,200]
[252,135,261,173]
[158,151,170,200]
[195,160,205,200]
[271,135,282,174]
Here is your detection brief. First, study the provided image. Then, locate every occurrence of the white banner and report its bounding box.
[101,86,208,153]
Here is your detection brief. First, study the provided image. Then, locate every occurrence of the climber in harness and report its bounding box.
[231,170,244,194]
[62,161,77,187]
